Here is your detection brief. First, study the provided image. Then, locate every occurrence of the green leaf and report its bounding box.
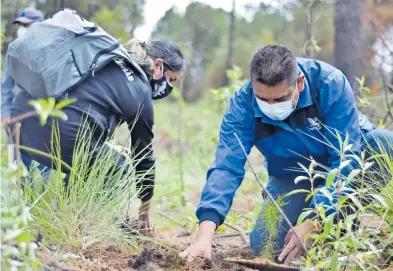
[39,98,48,108]
[365,240,380,256]
[297,162,309,174]
[378,120,385,129]
[28,100,42,112]
[331,252,339,271]
[371,194,389,209]
[364,161,374,171]
[14,232,35,242]
[325,169,337,188]
[336,130,343,147]
[309,159,316,173]
[348,154,362,166]
[339,159,351,170]
[305,194,313,202]
[312,173,324,181]
[50,110,68,121]
[344,144,353,152]
[294,176,309,184]
[348,194,363,211]
[323,214,334,235]
[297,210,315,224]
[48,98,56,109]
[284,189,310,198]
[346,169,361,185]
[319,206,326,220]
[343,133,349,149]
[54,98,76,109]
[362,87,371,94]
[38,110,50,126]
[338,196,349,208]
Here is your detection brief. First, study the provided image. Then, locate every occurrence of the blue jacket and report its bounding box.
[197,58,375,226]
[1,52,19,118]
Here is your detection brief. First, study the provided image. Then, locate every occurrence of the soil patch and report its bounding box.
[38,232,293,270]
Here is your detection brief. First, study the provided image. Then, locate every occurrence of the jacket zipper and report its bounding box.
[90,42,120,77]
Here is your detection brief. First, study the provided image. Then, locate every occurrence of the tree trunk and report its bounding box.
[334,0,362,96]
[222,0,236,86]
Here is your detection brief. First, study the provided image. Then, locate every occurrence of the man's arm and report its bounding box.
[309,70,362,214]
[181,83,256,261]
[196,83,256,227]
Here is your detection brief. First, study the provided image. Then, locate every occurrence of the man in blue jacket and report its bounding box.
[2,8,44,123]
[2,8,47,172]
[180,45,393,265]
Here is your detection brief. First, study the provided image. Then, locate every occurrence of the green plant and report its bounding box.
[22,122,144,250]
[289,129,393,270]
[258,197,285,260]
[356,76,372,107]
[1,98,74,270]
[1,155,40,271]
[210,66,246,112]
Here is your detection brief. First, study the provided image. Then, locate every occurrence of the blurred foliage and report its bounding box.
[151,1,335,102]
[91,5,129,42]
[1,97,74,270]
[210,66,246,111]
[1,0,391,106]
[1,0,145,55]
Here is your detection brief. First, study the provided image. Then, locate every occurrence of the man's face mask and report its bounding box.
[150,64,173,100]
[256,88,298,121]
[17,25,28,38]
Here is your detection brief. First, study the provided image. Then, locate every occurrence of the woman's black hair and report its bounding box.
[144,39,184,72]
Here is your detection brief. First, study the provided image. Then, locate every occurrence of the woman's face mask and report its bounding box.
[150,63,173,100]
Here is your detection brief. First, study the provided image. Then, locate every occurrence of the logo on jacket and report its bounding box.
[114,57,134,81]
[308,117,322,131]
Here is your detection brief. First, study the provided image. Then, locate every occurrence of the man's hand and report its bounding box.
[278,220,319,266]
[179,220,216,262]
[138,200,153,236]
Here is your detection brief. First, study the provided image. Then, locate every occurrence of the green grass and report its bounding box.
[22,123,143,250]
[147,99,265,232]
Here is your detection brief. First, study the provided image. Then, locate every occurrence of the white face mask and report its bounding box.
[256,89,298,121]
[17,26,28,38]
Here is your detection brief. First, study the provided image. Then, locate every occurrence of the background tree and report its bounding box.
[222,0,236,87]
[334,0,362,95]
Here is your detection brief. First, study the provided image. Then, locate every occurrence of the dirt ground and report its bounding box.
[37,228,296,271]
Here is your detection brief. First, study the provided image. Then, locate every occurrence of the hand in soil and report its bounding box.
[179,220,215,262]
[138,200,153,236]
[180,239,212,262]
[278,220,319,265]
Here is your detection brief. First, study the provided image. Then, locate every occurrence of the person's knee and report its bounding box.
[250,227,267,255]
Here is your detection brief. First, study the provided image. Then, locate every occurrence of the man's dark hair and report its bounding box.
[250,45,298,87]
